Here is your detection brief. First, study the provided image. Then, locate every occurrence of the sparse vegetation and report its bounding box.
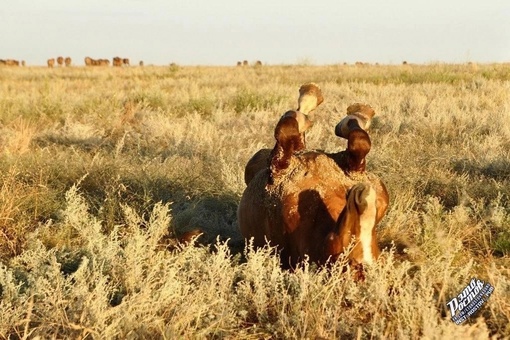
[0,63,509,338]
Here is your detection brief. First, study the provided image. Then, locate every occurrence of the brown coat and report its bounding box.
[238,114,388,268]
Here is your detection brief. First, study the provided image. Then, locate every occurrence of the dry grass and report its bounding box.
[0,63,509,339]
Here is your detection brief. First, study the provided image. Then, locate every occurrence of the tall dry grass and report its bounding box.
[0,63,509,338]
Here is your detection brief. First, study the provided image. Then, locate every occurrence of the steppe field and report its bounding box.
[0,63,509,339]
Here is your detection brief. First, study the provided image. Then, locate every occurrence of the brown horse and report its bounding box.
[1,59,20,66]
[238,98,388,270]
[112,57,122,67]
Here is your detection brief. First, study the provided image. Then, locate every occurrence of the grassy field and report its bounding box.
[0,63,509,339]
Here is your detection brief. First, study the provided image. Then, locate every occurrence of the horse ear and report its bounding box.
[269,115,302,183]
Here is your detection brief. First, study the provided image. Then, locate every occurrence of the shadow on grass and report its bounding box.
[96,174,245,256]
[412,158,510,211]
[0,151,245,260]
[452,158,510,181]
[450,158,510,206]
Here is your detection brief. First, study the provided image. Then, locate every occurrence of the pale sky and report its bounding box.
[2,0,509,66]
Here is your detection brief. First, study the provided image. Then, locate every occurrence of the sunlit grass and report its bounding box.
[0,63,508,338]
